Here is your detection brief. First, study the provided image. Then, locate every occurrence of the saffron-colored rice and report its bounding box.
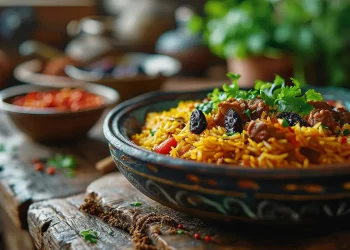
[131,101,350,168]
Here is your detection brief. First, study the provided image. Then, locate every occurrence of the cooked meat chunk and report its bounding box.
[309,101,332,111]
[299,147,321,164]
[247,99,269,120]
[341,112,350,126]
[247,120,285,143]
[214,98,249,126]
[307,109,338,130]
[332,107,343,121]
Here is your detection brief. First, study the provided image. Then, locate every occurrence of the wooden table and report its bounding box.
[28,173,350,250]
[0,113,110,250]
[0,78,222,250]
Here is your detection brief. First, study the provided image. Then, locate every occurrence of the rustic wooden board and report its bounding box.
[0,113,110,230]
[28,173,350,250]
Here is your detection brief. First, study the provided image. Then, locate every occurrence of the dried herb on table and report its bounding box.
[130,202,142,207]
[47,154,76,177]
[80,229,99,244]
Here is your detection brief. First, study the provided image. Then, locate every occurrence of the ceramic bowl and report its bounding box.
[0,82,119,142]
[65,53,181,102]
[14,59,83,87]
[104,87,350,223]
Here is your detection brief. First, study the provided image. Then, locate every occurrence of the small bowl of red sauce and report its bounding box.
[0,82,119,142]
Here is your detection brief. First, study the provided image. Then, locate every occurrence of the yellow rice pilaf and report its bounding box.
[131,101,350,168]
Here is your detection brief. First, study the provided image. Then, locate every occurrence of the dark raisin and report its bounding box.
[190,109,207,134]
[277,112,307,127]
[224,109,243,133]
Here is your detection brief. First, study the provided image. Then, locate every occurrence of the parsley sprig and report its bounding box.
[47,154,76,177]
[80,229,99,244]
[197,73,323,116]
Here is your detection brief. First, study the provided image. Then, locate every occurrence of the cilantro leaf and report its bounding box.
[150,130,156,136]
[282,119,289,127]
[343,129,350,136]
[321,125,329,130]
[80,229,98,244]
[243,109,251,119]
[305,89,323,101]
[130,202,142,207]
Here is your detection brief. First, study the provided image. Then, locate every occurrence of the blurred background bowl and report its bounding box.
[0,82,119,143]
[14,59,84,87]
[65,52,181,101]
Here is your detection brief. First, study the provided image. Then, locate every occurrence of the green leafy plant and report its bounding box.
[196,73,323,115]
[190,0,350,87]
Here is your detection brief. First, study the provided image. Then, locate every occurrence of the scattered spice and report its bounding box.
[177,224,183,229]
[130,202,142,207]
[177,230,184,235]
[205,235,211,242]
[194,233,200,239]
[46,166,56,175]
[34,163,44,172]
[80,229,98,244]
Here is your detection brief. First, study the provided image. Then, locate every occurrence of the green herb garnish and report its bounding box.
[48,154,76,169]
[243,109,251,119]
[130,202,142,207]
[177,230,184,235]
[344,129,350,136]
[321,125,329,130]
[150,130,157,136]
[197,73,323,116]
[0,144,4,152]
[80,229,98,244]
[47,154,76,177]
[282,119,289,127]
[226,132,238,136]
[222,132,238,139]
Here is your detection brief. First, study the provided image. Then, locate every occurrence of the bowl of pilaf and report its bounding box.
[104,73,350,223]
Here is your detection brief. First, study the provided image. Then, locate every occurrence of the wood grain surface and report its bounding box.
[0,112,109,250]
[28,173,350,250]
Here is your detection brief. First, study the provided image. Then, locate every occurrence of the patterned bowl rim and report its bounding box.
[104,87,350,179]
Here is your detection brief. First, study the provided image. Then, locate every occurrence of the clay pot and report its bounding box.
[227,55,293,88]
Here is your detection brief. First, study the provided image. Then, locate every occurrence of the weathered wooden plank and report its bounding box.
[0,107,112,233]
[28,173,350,250]
[28,194,134,250]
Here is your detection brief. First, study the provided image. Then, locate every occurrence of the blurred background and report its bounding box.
[0,0,349,91]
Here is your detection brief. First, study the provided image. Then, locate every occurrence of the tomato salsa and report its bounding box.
[12,88,104,111]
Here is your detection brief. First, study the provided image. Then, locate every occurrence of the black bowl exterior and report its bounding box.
[104,89,350,223]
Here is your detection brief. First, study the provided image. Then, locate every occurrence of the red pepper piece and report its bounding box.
[34,163,44,172]
[194,233,200,239]
[46,166,56,175]
[341,137,347,145]
[153,137,177,155]
[205,235,211,242]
